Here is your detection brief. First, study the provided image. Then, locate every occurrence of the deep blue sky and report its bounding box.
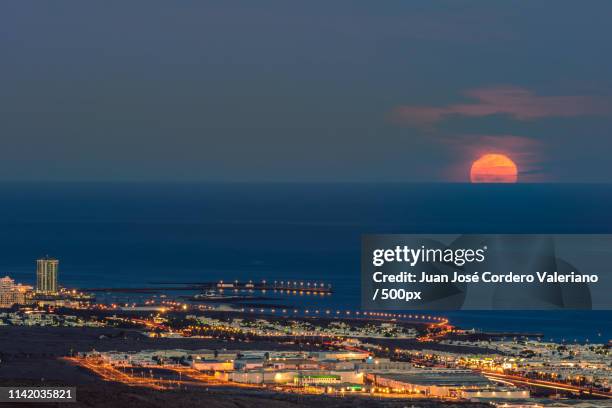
[2,1,612,182]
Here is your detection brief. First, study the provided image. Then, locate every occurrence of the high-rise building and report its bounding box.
[0,276,31,308]
[36,257,59,294]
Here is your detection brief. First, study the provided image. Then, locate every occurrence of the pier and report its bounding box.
[82,280,333,294]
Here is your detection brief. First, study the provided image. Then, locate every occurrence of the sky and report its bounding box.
[2,1,612,182]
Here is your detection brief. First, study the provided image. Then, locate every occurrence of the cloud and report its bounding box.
[390,86,612,126]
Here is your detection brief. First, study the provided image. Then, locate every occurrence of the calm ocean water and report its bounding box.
[0,182,610,341]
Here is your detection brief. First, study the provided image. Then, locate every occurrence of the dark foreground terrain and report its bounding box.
[0,379,492,408]
[0,327,491,408]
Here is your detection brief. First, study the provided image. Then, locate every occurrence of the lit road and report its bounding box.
[66,357,265,390]
[66,357,168,390]
[483,371,612,399]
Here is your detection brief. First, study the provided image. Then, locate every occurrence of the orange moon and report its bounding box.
[470,154,518,183]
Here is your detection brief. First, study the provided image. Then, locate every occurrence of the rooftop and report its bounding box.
[379,371,490,387]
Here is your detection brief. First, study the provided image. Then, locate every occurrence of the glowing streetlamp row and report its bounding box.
[237,307,447,322]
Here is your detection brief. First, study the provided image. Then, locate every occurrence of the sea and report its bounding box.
[0,182,610,342]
